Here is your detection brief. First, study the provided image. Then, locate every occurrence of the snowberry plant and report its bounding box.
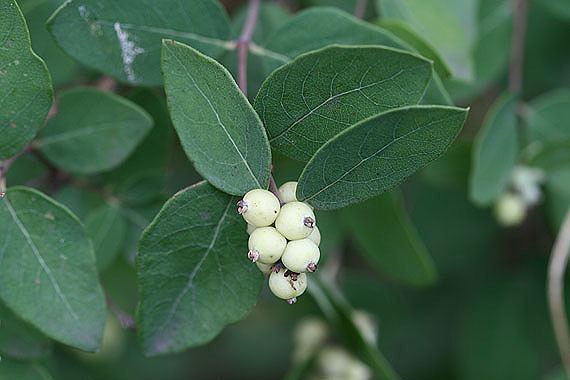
[0,0,476,378]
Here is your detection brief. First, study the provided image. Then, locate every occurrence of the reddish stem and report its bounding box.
[354,0,368,19]
[508,0,528,94]
[237,0,261,96]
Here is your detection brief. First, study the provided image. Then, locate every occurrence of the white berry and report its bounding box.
[275,201,316,240]
[248,227,287,264]
[279,181,298,203]
[246,223,256,235]
[307,226,321,246]
[237,189,280,227]
[495,193,526,226]
[268,267,307,302]
[282,239,320,273]
[255,262,273,275]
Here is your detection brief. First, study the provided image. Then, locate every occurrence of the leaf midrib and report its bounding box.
[168,45,261,189]
[3,197,79,321]
[304,113,458,201]
[36,120,144,147]
[155,197,233,339]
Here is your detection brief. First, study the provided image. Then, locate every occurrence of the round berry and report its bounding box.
[268,267,307,303]
[248,227,287,264]
[282,239,320,273]
[246,223,256,235]
[495,193,526,226]
[255,262,273,275]
[275,201,316,240]
[279,181,298,203]
[237,189,280,227]
[307,226,321,246]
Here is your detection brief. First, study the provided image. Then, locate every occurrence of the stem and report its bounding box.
[0,147,32,196]
[548,208,570,377]
[354,0,368,19]
[508,0,528,94]
[237,0,261,96]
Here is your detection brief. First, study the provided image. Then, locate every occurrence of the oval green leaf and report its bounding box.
[85,203,127,272]
[47,0,231,85]
[0,0,53,159]
[137,182,263,356]
[0,187,106,352]
[298,106,468,209]
[162,40,271,196]
[341,191,436,286]
[254,45,432,162]
[379,0,477,81]
[36,88,153,174]
[469,93,519,206]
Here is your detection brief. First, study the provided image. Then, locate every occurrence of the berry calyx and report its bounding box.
[281,238,321,273]
[248,227,287,264]
[279,181,298,204]
[238,189,280,227]
[275,201,316,240]
[269,267,307,302]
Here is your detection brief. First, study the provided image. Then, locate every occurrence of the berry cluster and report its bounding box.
[237,182,321,304]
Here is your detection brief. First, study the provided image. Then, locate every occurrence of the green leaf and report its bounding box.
[378,0,477,81]
[0,187,106,352]
[376,20,452,79]
[47,0,230,85]
[260,7,407,73]
[529,139,570,172]
[297,106,468,209]
[137,182,263,356]
[162,40,271,196]
[21,0,86,87]
[36,88,153,174]
[0,0,53,160]
[85,203,127,272]
[102,90,174,205]
[341,192,436,286]
[309,277,400,380]
[254,45,432,162]
[540,0,570,20]
[446,0,512,101]
[469,93,519,206]
[0,302,52,360]
[0,360,53,380]
[526,89,570,143]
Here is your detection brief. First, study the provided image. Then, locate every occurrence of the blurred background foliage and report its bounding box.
[2,0,570,379]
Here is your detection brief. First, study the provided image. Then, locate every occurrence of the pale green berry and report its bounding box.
[495,193,526,227]
[248,227,287,264]
[246,223,256,235]
[307,226,321,246]
[282,239,320,273]
[279,181,298,203]
[275,201,316,240]
[255,262,273,275]
[237,189,280,227]
[268,267,307,303]
[293,317,329,362]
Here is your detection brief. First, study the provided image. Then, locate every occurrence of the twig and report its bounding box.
[548,208,570,377]
[508,0,528,94]
[106,294,136,329]
[94,76,118,92]
[0,147,32,196]
[237,0,261,96]
[354,0,368,19]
